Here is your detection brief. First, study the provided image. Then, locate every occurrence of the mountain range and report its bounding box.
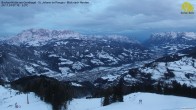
[0,29,196,88]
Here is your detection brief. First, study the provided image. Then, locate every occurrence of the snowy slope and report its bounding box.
[124,46,196,88]
[68,92,196,110]
[0,85,52,110]
[139,57,196,87]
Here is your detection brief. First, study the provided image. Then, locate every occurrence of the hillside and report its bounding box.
[124,46,196,88]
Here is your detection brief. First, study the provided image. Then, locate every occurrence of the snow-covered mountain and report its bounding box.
[124,46,196,87]
[145,32,196,55]
[0,29,153,82]
[1,29,196,110]
[1,29,196,89]
[6,29,81,46]
[5,29,138,46]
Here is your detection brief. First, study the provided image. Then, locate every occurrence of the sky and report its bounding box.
[0,0,196,40]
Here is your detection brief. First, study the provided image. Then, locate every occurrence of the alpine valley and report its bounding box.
[0,29,196,110]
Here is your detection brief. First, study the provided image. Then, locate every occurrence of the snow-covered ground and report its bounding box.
[0,86,52,110]
[139,57,196,87]
[68,92,196,110]
[1,85,196,110]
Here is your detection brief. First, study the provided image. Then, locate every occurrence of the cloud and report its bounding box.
[0,0,196,37]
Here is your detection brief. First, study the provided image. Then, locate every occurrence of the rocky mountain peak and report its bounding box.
[6,28,81,46]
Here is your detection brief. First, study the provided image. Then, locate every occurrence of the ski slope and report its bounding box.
[68,92,196,110]
[0,86,52,110]
[1,85,196,110]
